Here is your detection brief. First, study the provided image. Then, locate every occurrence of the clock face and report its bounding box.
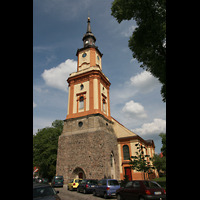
[85,40,88,44]
[82,53,87,58]
[97,55,100,61]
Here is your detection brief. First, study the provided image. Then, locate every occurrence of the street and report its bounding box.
[54,185,117,200]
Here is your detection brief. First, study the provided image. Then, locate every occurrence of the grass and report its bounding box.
[151,177,166,191]
[151,176,166,182]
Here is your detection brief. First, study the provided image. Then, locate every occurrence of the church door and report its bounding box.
[125,167,132,181]
[79,172,83,179]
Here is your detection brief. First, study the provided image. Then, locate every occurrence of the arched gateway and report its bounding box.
[72,167,86,179]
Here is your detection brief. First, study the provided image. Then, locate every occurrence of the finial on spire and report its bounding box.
[88,11,90,21]
[86,13,91,33]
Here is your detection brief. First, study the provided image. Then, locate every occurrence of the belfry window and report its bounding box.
[79,96,84,109]
[123,145,130,160]
[103,99,106,111]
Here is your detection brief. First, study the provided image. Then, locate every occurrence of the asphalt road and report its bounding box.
[54,185,117,200]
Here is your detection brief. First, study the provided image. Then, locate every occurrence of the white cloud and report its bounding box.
[121,25,136,37]
[41,59,77,92]
[33,85,48,94]
[130,71,160,93]
[111,71,161,106]
[130,58,136,62]
[122,100,147,119]
[33,45,53,53]
[33,102,37,108]
[132,118,166,136]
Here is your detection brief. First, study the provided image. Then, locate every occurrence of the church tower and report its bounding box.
[66,16,111,121]
[56,17,158,183]
[56,17,119,182]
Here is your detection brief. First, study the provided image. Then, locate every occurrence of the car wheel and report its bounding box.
[83,189,87,194]
[104,192,108,199]
[117,194,123,200]
[77,188,80,193]
[93,190,96,196]
[139,196,145,200]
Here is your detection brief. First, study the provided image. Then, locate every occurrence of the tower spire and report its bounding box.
[82,15,96,47]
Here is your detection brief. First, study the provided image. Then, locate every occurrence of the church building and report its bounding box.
[56,17,158,183]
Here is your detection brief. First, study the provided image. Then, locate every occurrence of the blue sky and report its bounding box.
[33,0,166,154]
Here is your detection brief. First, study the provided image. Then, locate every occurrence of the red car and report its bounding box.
[116,180,166,200]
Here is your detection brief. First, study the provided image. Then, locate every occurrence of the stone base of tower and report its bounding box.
[56,113,120,184]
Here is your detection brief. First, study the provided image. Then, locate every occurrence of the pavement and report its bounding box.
[54,185,117,200]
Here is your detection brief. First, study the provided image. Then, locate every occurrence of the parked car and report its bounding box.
[42,178,49,183]
[68,178,82,191]
[33,183,61,200]
[77,179,98,194]
[116,180,166,200]
[35,178,43,183]
[93,179,121,199]
[51,176,64,187]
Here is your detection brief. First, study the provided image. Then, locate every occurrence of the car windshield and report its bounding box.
[87,180,98,184]
[33,186,56,198]
[55,177,63,180]
[108,180,119,186]
[143,181,161,188]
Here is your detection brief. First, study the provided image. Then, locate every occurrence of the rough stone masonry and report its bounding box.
[56,113,120,184]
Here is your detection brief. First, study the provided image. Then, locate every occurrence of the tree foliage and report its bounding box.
[111,0,166,102]
[33,119,63,179]
[159,132,166,156]
[129,142,155,180]
[152,153,166,173]
[152,132,166,175]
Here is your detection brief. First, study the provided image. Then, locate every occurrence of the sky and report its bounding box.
[33,0,166,154]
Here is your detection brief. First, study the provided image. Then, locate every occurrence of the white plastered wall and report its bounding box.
[93,78,98,109]
[78,49,90,71]
[100,83,108,114]
[73,81,89,113]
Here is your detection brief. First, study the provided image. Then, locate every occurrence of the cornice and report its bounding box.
[117,135,155,148]
[67,68,111,87]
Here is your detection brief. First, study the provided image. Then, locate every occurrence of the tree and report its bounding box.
[33,119,63,179]
[111,0,166,102]
[159,132,166,156]
[129,142,154,180]
[152,153,166,175]
[152,132,166,176]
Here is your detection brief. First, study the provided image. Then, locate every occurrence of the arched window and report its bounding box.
[110,151,114,167]
[79,96,84,109]
[123,145,130,160]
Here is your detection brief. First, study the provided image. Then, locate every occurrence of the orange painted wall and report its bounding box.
[90,48,96,67]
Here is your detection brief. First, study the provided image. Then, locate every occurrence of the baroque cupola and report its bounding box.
[76,17,103,71]
[82,16,96,47]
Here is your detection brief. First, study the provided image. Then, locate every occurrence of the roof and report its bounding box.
[111,117,155,147]
[111,117,137,138]
[33,183,50,188]
[82,17,96,42]
[145,139,153,144]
